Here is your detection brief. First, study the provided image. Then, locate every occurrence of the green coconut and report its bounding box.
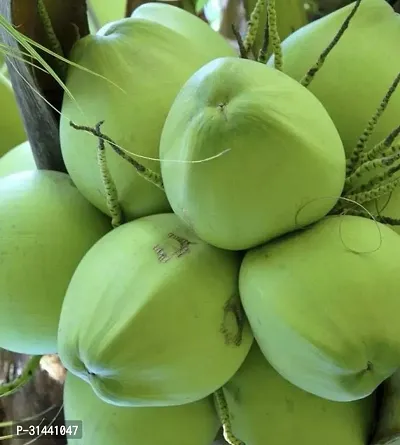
[64,371,220,445]
[0,170,111,354]
[239,214,400,402]
[0,140,35,178]
[160,56,346,251]
[222,343,376,445]
[131,2,237,57]
[58,212,253,407]
[268,0,400,156]
[60,17,236,222]
[0,72,26,157]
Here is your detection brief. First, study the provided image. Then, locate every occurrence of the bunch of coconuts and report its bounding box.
[0,0,400,444]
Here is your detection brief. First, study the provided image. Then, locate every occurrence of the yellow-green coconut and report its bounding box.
[0,170,111,354]
[64,371,220,445]
[222,343,376,445]
[58,213,253,407]
[60,16,235,222]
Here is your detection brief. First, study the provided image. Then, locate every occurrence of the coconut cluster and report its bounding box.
[0,1,400,444]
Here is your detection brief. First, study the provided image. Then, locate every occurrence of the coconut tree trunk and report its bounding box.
[0,0,90,171]
[0,350,66,445]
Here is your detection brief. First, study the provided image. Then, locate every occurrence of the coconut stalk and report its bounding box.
[241,0,308,58]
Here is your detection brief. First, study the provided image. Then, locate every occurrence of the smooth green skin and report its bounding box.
[131,2,237,57]
[0,170,111,355]
[223,344,376,445]
[268,0,400,156]
[0,140,35,178]
[239,215,400,402]
[0,72,27,157]
[64,371,220,445]
[160,56,346,251]
[58,213,253,407]
[60,18,236,222]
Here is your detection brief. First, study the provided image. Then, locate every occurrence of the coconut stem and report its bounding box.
[344,158,392,193]
[338,156,400,213]
[330,72,400,222]
[69,121,165,191]
[257,18,270,63]
[344,177,400,206]
[344,150,400,193]
[358,128,400,165]
[213,389,244,445]
[346,72,400,174]
[94,121,123,228]
[36,0,67,78]
[231,25,248,59]
[266,0,283,71]
[300,0,362,88]
[334,141,400,214]
[0,355,42,397]
[358,162,400,194]
[243,0,267,55]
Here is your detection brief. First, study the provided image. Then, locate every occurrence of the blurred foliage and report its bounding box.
[307,0,353,20]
